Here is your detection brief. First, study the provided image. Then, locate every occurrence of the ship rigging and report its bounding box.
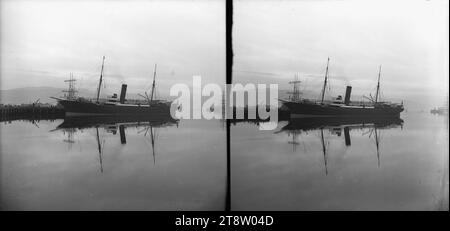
[280,58,404,118]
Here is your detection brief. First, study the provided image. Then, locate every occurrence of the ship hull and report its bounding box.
[282,100,403,118]
[56,114,178,130]
[281,116,403,132]
[58,99,172,116]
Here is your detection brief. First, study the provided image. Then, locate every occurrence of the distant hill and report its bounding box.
[0,86,169,105]
[0,86,366,105]
[0,87,93,105]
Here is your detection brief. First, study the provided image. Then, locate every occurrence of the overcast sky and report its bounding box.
[1,0,225,97]
[1,0,448,109]
[234,0,449,110]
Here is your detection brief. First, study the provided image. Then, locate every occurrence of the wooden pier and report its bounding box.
[0,104,65,122]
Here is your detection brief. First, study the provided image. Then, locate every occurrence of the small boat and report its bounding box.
[430,97,448,115]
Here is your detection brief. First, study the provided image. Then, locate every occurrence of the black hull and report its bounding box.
[56,114,178,130]
[281,116,403,132]
[282,101,403,118]
[58,99,172,116]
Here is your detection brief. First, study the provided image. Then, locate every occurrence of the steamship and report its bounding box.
[280,58,404,118]
[52,56,172,116]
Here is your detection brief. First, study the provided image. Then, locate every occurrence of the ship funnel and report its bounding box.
[119,125,126,144]
[120,84,127,104]
[344,86,352,105]
[344,127,351,146]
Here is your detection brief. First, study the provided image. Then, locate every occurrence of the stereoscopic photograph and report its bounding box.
[231,0,448,211]
[0,0,448,216]
[1,0,226,210]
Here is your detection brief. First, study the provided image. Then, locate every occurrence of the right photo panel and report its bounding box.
[231,0,449,210]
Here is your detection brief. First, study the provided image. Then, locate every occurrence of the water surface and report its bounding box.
[1,112,448,211]
[1,118,226,210]
[231,113,448,210]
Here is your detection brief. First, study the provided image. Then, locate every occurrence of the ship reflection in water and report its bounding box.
[279,117,404,174]
[231,113,448,210]
[54,115,180,171]
[0,116,227,210]
[1,113,448,210]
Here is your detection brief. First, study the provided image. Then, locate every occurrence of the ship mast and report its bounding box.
[96,56,106,103]
[150,64,157,102]
[320,129,328,175]
[288,73,301,102]
[150,126,155,165]
[374,127,380,168]
[96,127,104,173]
[63,73,77,100]
[320,57,330,103]
[288,131,300,152]
[375,65,381,103]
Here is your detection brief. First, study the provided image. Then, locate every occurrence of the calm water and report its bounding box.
[231,112,449,210]
[1,113,448,211]
[0,118,226,210]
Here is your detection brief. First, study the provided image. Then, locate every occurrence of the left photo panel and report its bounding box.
[0,0,226,210]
